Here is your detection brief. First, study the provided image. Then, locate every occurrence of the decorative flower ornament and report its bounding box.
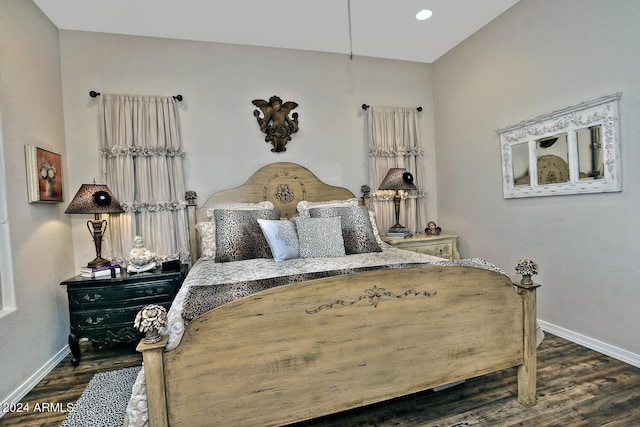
[515,258,539,285]
[134,304,168,344]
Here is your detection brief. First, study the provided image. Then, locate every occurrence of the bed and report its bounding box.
[127,162,541,427]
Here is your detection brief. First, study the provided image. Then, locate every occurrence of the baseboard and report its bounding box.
[0,345,69,419]
[539,320,640,368]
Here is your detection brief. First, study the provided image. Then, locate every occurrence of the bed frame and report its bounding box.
[138,162,540,427]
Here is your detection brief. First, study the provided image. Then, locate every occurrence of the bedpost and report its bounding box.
[514,259,541,406]
[360,185,371,209]
[185,191,198,264]
[137,336,169,427]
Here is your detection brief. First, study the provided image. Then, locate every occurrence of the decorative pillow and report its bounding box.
[194,221,216,260]
[368,209,386,247]
[296,198,359,218]
[296,217,346,258]
[257,219,299,262]
[206,201,275,220]
[309,205,382,255]
[214,208,280,263]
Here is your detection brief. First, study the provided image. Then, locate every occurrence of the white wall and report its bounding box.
[59,31,438,271]
[0,0,74,405]
[433,0,640,357]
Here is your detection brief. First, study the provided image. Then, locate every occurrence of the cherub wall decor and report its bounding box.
[252,95,299,152]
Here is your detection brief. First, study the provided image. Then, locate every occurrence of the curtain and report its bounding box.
[99,94,190,264]
[368,106,428,234]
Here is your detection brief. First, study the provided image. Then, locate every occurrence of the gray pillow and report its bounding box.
[309,205,382,255]
[214,208,280,262]
[296,217,346,258]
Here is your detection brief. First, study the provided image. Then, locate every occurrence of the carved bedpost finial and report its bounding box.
[360,184,370,199]
[360,185,371,209]
[515,258,539,285]
[185,190,197,206]
[134,305,168,344]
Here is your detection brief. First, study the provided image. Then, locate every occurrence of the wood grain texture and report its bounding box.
[142,266,534,427]
[152,162,538,426]
[3,334,639,427]
[188,162,357,261]
[197,162,356,223]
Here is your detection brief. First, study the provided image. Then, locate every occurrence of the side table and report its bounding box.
[60,267,184,366]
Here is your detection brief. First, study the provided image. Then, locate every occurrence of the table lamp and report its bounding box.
[378,168,417,231]
[65,182,124,267]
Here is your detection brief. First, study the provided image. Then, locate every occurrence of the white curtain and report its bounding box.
[368,106,428,234]
[99,94,190,264]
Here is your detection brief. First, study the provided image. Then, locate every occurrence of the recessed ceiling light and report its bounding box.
[416,9,433,21]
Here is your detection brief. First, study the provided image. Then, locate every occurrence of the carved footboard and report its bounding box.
[138,265,539,427]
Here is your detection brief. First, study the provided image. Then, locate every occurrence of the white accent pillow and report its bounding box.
[296,198,359,217]
[206,201,275,220]
[296,217,346,258]
[368,209,386,247]
[194,221,216,260]
[257,219,300,262]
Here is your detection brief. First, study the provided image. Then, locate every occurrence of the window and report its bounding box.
[0,106,16,312]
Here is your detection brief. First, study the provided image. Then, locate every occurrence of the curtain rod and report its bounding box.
[89,90,183,101]
[362,104,422,112]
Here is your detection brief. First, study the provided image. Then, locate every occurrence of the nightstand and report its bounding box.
[60,267,184,366]
[382,234,460,260]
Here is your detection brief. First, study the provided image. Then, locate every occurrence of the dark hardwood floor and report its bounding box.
[2,333,639,427]
[0,341,142,427]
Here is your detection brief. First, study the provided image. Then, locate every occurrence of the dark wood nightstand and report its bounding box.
[60,267,185,366]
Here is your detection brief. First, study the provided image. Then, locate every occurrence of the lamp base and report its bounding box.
[87,256,112,268]
[389,223,408,230]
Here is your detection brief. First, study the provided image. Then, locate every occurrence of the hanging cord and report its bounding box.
[348,0,353,60]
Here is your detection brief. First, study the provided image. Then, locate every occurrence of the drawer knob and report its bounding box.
[85,316,105,325]
[83,294,102,302]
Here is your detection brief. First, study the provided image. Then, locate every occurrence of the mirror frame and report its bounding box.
[497,93,621,198]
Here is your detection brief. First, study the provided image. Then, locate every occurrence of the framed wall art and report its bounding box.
[25,145,63,203]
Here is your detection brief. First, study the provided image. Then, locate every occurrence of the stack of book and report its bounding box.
[80,264,122,278]
[385,228,413,239]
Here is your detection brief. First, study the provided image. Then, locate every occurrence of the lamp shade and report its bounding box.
[378,168,417,191]
[64,183,124,214]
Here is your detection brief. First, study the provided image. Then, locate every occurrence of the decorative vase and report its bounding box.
[45,180,54,196]
[520,274,533,285]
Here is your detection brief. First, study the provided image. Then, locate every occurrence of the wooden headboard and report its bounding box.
[186,162,364,262]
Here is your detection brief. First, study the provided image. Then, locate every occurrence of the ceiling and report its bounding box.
[32,0,519,64]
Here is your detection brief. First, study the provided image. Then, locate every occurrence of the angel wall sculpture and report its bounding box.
[252,95,299,152]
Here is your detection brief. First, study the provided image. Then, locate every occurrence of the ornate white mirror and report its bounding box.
[497,93,621,198]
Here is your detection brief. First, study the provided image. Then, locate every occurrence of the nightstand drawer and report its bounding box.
[68,279,178,309]
[414,242,453,258]
[382,234,460,261]
[71,303,161,331]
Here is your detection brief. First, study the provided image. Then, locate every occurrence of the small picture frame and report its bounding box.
[25,145,63,203]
